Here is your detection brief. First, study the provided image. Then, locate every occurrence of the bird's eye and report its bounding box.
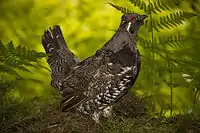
[129,16,136,22]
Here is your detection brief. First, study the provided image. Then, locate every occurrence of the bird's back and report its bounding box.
[61,39,141,118]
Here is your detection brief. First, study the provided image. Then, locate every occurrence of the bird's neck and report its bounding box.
[101,25,137,53]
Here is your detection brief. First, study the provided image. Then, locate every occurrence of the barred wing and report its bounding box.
[78,63,140,112]
[61,49,140,112]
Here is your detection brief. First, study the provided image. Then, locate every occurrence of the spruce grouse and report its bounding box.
[42,13,147,123]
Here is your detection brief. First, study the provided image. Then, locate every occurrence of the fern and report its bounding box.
[128,0,171,14]
[107,2,134,13]
[146,11,198,32]
[0,41,47,105]
[138,34,183,48]
[109,0,198,116]
[128,0,148,11]
[109,2,197,32]
[110,0,171,14]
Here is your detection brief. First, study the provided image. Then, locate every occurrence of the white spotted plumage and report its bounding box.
[42,13,146,124]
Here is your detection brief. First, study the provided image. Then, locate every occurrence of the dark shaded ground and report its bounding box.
[1,93,200,133]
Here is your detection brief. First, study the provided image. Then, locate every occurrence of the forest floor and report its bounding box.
[1,93,200,133]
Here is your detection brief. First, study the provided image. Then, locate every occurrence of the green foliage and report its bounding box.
[138,34,183,48]
[1,0,200,132]
[108,3,135,13]
[0,41,46,105]
[145,11,197,32]
[109,0,199,116]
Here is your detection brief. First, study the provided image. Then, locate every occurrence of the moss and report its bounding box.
[1,94,200,133]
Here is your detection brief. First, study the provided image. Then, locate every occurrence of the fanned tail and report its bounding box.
[42,25,80,92]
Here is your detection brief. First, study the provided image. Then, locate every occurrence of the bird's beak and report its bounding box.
[141,15,148,20]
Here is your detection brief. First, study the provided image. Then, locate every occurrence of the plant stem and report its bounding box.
[169,67,173,116]
[148,0,156,89]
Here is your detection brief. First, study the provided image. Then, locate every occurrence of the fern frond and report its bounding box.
[154,0,170,12]
[137,36,152,48]
[145,11,197,32]
[0,79,13,93]
[3,55,32,72]
[156,35,183,47]
[0,65,22,78]
[0,41,7,56]
[7,63,32,73]
[138,34,183,48]
[15,45,46,62]
[128,0,147,11]
[128,0,171,14]
[107,3,134,13]
[6,41,15,54]
[1,41,46,69]
[0,41,47,104]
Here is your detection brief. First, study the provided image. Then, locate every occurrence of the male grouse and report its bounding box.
[42,13,147,123]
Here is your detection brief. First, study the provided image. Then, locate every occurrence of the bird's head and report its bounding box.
[120,13,147,35]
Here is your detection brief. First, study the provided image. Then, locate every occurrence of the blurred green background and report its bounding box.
[0,0,200,117]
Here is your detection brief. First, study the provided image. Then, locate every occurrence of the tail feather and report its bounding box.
[42,25,80,91]
[50,25,68,49]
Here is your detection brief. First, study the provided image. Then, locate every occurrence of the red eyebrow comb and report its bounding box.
[129,16,136,22]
